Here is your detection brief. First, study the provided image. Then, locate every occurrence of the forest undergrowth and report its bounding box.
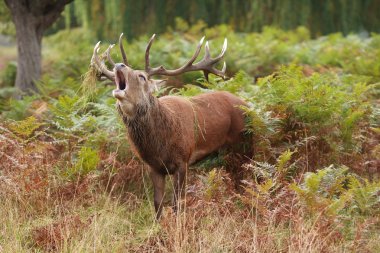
[0,21,379,252]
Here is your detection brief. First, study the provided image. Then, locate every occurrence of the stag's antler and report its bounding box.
[91,41,115,81]
[119,33,129,66]
[145,34,227,80]
[91,33,132,81]
[104,44,115,66]
[92,34,227,81]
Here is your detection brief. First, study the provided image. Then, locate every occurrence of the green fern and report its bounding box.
[347,176,380,215]
[65,146,100,179]
[291,165,380,217]
[276,149,295,173]
[9,116,43,139]
[204,169,224,200]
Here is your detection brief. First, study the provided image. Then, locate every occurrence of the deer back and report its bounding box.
[159,91,247,165]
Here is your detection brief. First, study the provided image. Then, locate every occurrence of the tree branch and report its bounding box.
[40,0,74,30]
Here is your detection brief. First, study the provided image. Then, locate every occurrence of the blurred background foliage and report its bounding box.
[2,0,379,39]
[60,0,380,40]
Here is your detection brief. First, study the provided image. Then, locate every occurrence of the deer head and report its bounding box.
[91,34,227,118]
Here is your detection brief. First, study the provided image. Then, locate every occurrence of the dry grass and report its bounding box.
[1,121,379,253]
[1,182,379,252]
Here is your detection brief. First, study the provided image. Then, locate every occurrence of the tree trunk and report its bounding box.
[13,14,43,94]
[5,0,73,95]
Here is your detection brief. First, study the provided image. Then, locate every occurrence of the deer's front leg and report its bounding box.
[172,166,186,213]
[150,169,166,220]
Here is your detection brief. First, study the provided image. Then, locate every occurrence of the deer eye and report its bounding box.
[138,74,146,82]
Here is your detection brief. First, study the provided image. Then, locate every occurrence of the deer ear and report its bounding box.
[149,79,166,92]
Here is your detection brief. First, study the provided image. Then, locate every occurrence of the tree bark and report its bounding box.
[5,0,73,95]
[13,13,42,93]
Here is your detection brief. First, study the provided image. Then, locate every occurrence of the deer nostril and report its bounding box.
[115,63,126,70]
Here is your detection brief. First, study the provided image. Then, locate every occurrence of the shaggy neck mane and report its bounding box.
[118,94,176,164]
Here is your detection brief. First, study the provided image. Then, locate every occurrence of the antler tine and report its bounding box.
[145,35,205,76]
[105,44,115,66]
[91,41,115,81]
[202,39,227,64]
[168,36,205,73]
[222,61,226,73]
[204,41,211,60]
[186,36,205,66]
[195,38,227,80]
[208,61,227,80]
[145,34,156,73]
[211,38,227,63]
[145,35,227,80]
[119,33,129,66]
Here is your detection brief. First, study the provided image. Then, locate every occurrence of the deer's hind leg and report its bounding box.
[150,169,166,220]
[171,163,187,214]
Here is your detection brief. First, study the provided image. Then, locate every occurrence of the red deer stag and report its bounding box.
[91,34,248,219]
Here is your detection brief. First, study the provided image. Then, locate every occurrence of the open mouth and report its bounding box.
[116,70,126,90]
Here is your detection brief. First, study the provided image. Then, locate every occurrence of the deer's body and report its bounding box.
[120,91,246,174]
[91,33,248,219]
